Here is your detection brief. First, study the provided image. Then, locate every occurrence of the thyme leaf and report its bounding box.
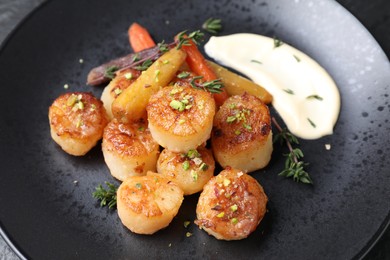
[306,95,323,101]
[251,59,262,64]
[273,37,284,48]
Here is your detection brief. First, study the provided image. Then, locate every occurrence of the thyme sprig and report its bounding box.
[104,66,119,79]
[272,117,313,184]
[176,30,205,49]
[189,76,223,93]
[92,182,118,209]
[134,59,153,71]
[202,18,222,34]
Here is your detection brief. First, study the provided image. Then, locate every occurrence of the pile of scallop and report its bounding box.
[48,46,272,240]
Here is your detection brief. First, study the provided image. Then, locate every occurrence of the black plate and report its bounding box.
[0,0,389,259]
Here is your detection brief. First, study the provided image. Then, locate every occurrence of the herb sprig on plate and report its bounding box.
[272,117,313,184]
[92,182,118,209]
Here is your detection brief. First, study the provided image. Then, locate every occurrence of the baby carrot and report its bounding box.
[128,23,156,52]
[178,36,228,107]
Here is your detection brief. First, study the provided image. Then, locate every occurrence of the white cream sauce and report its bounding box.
[205,33,340,140]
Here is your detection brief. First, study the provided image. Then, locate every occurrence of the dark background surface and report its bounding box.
[0,0,388,259]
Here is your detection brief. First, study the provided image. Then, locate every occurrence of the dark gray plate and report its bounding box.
[0,0,389,259]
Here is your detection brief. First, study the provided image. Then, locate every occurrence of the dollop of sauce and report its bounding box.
[205,33,340,140]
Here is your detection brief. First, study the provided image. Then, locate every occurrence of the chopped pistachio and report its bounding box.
[90,104,96,111]
[234,130,241,135]
[243,123,252,130]
[186,232,193,237]
[170,100,185,111]
[231,218,238,224]
[192,157,202,166]
[155,69,160,82]
[191,170,198,182]
[135,183,142,189]
[76,101,84,110]
[216,212,225,218]
[67,94,78,106]
[230,204,238,212]
[223,178,231,187]
[124,72,133,80]
[226,116,236,123]
[178,119,186,124]
[184,221,191,228]
[199,162,208,171]
[182,161,190,171]
[187,149,200,159]
[76,119,83,128]
[114,88,122,95]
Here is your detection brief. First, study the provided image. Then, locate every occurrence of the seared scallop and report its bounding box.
[100,68,141,120]
[147,84,216,152]
[49,92,109,156]
[157,147,215,195]
[195,167,268,240]
[102,118,160,181]
[117,172,184,234]
[211,93,272,172]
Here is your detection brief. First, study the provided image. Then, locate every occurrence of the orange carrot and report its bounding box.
[178,36,228,107]
[128,23,156,52]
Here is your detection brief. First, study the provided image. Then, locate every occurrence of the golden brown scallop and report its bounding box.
[195,167,268,240]
[102,118,160,181]
[211,93,273,172]
[48,92,109,156]
[147,84,216,152]
[117,172,184,234]
[157,147,215,195]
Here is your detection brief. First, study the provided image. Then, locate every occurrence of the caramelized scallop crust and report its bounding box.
[195,167,268,240]
[102,118,160,181]
[211,93,273,171]
[147,84,216,152]
[49,92,109,156]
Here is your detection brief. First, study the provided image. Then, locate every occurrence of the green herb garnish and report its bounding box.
[202,18,222,34]
[92,182,118,209]
[158,40,170,53]
[272,117,313,184]
[104,66,119,79]
[190,76,223,93]
[176,30,204,49]
[273,37,284,48]
[283,89,294,95]
[293,54,301,62]
[177,71,190,79]
[307,118,316,128]
[306,95,323,101]
[250,59,262,64]
[134,59,153,71]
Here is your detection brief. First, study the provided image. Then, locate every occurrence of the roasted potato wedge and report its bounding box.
[207,60,272,104]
